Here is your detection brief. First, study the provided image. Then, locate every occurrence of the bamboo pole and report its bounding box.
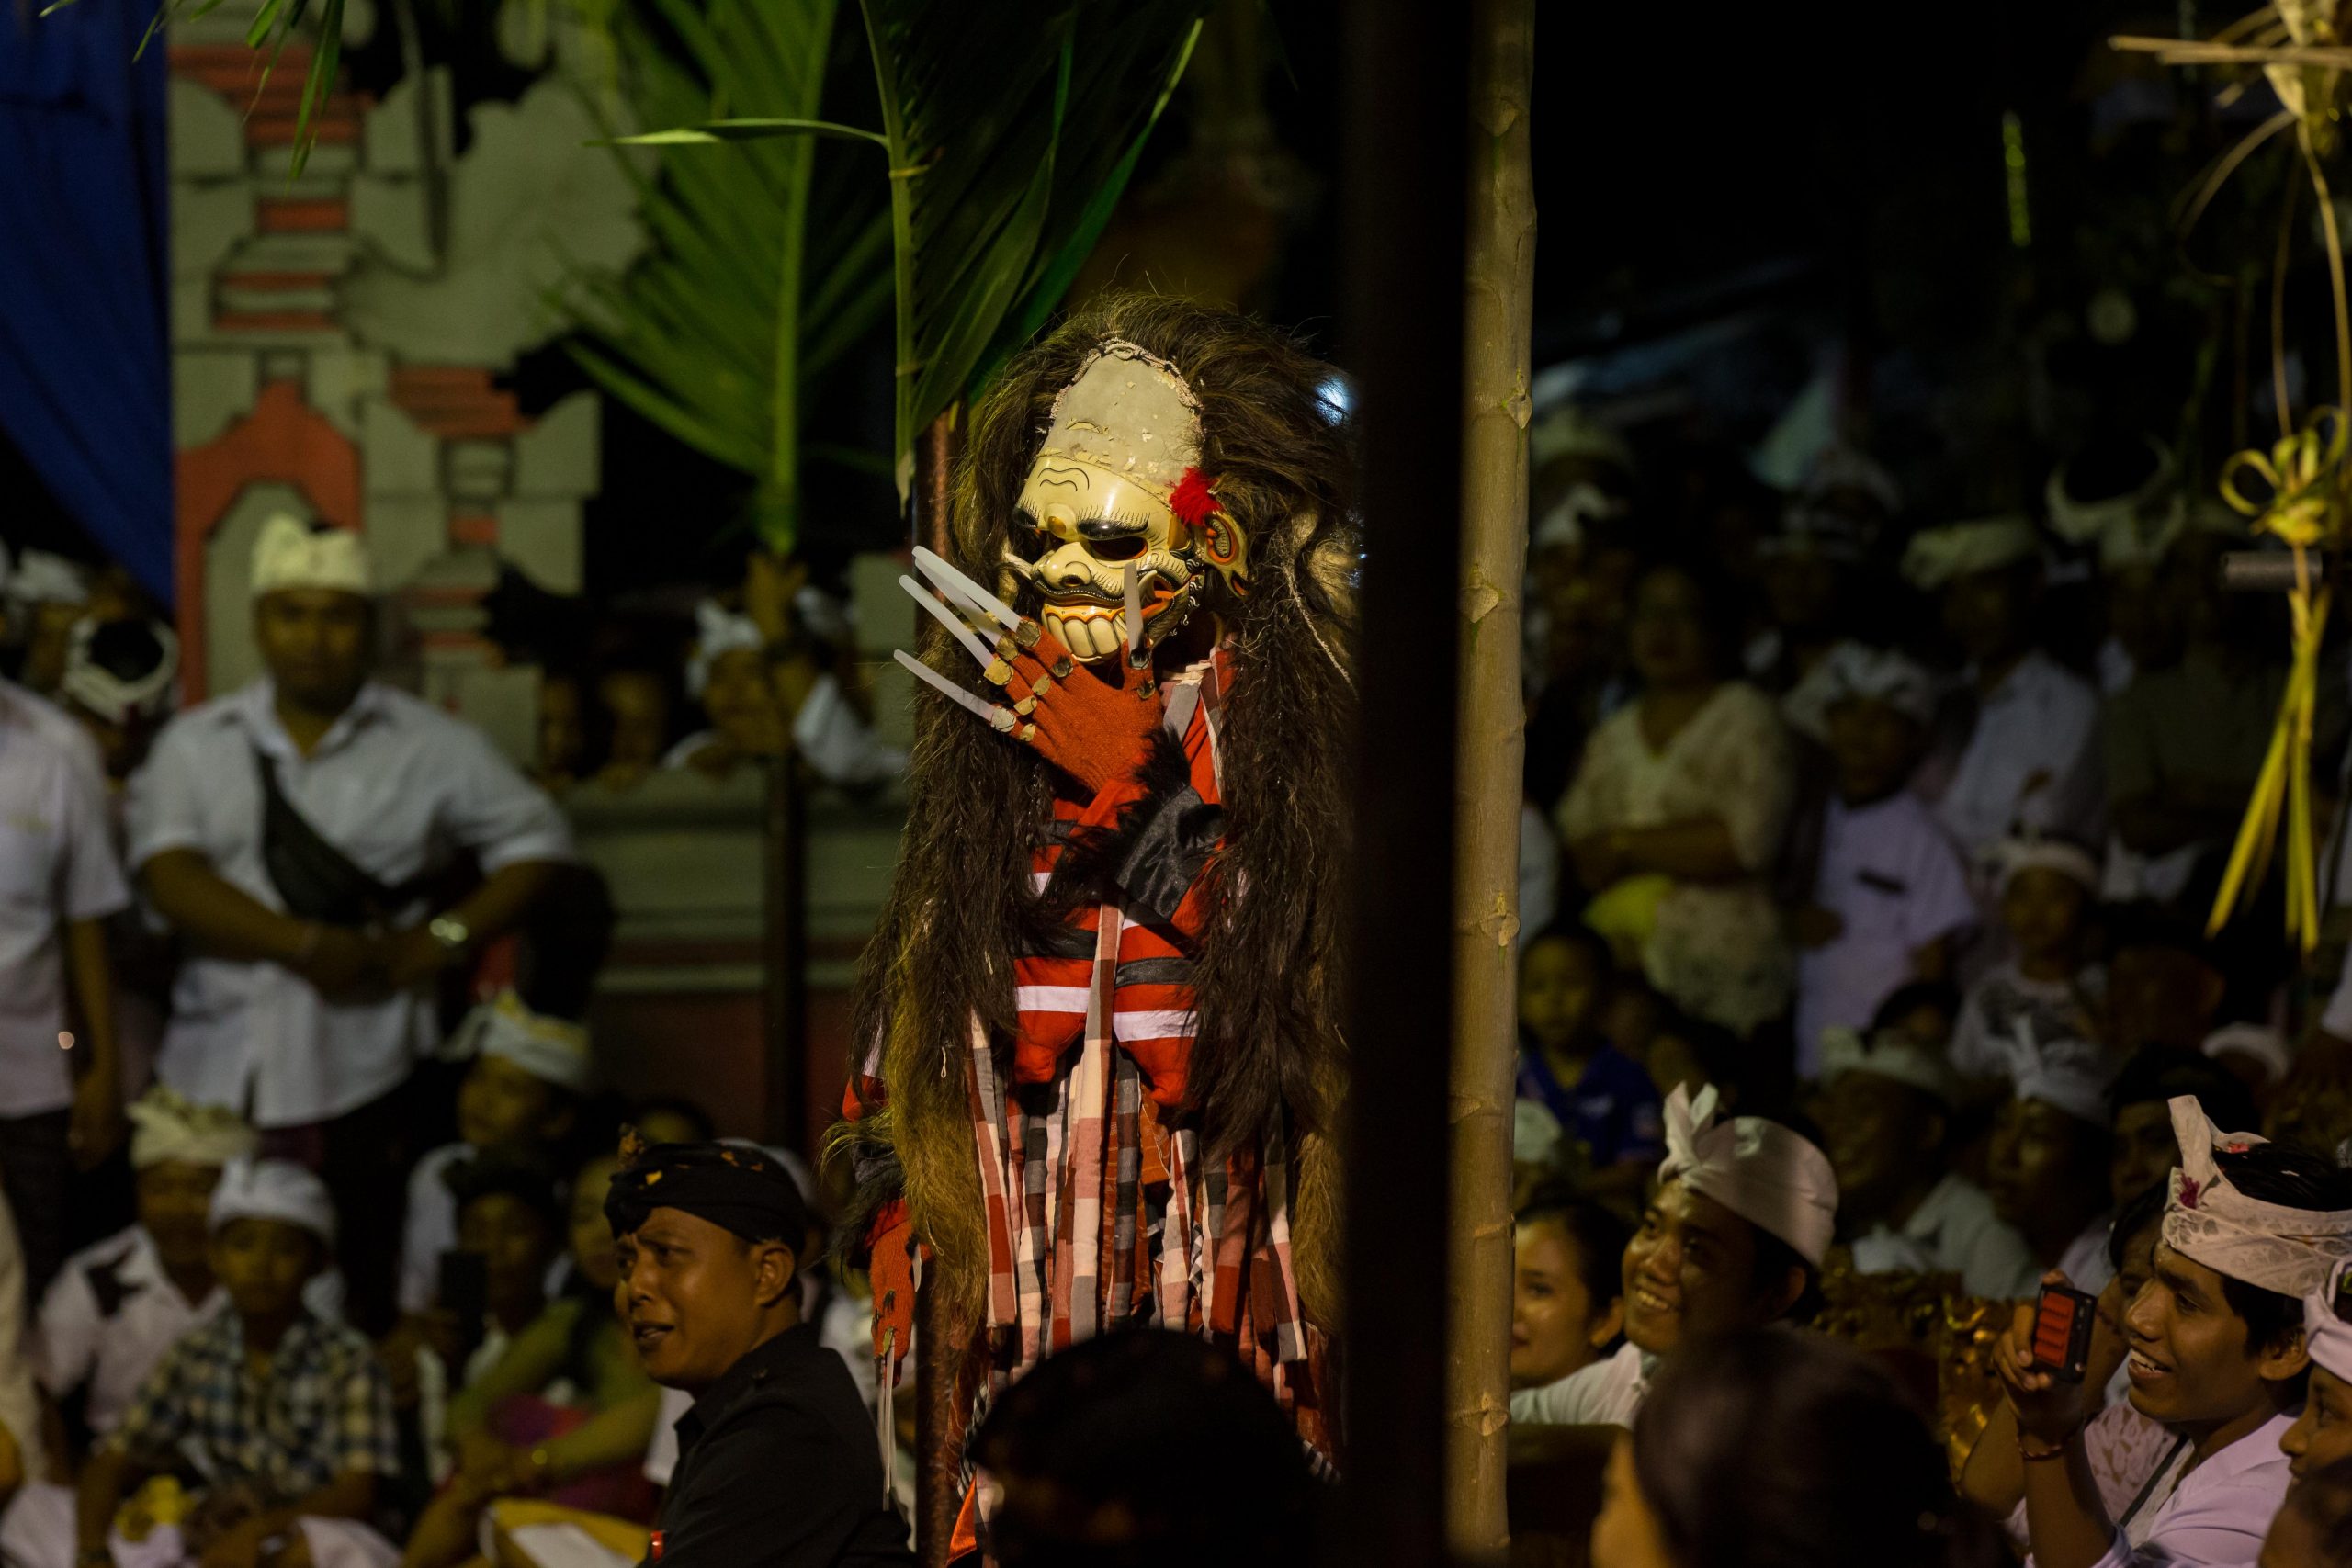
[1335,1,1468,1563]
[1446,0,1533,1558]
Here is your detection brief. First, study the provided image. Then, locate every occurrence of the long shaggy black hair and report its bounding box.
[841,294,1357,1330]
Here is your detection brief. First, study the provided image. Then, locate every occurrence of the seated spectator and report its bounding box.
[1746,501,1877,695]
[1901,517,2102,865]
[2103,903,2228,1058]
[1634,1009,1744,1112]
[1592,1328,1999,1568]
[1962,1184,2175,1544]
[399,1155,659,1568]
[625,1099,712,1152]
[1511,1190,1629,1391]
[7,552,93,699]
[602,1137,910,1566]
[0,1186,46,1506]
[1783,643,1975,1076]
[1557,558,1796,1037]
[2102,525,2282,906]
[971,1331,1315,1568]
[1951,836,2106,1083]
[1986,1040,2119,1292]
[667,558,901,791]
[2,1160,399,1568]
[2264,1458,2352,1568]
[591,665,675,791]
[396,994,588,1323]
[55,618,178,787]
[532,673,586,795]
[37,1090,268,1454]
[1511,1085,1837,1428]
[1996,1097,2352,1568]
[2107,1047,2259,1211]
[1514,925,1662,1190]
[1818,1021,2037,1299]
[2202,1025,2293,1111]
[2283,1258,2352,1484]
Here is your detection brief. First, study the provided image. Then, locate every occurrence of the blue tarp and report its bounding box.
[0,0,172,596]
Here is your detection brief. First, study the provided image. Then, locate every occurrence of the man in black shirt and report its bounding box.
[605,1134,912,1568]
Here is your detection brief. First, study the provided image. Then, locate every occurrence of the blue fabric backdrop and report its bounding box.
[0,0,173,596]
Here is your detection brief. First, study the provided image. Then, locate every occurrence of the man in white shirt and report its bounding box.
[1998,1096,2352,1568]
[1510,1083,1838,1428]
[1902,517,2103,864]
[127,516,571,1332]
[1819,1025,2040,1300]
[0,676,131,1303]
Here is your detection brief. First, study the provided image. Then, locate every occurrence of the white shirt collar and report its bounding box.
[234,677,390,762]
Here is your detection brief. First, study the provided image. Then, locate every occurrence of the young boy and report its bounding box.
[1513,924,1662,1182]
[37,1089,260,1453]
[1999,1097,2352,1568]
[396,992,587,1319]
[1986,1038,2120,1294]
[1951,836,2107,1084]
[1785,642,1977,1077]
[0,1160,400,1567]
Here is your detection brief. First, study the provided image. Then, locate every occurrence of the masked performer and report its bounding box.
[836,296,1356,1538]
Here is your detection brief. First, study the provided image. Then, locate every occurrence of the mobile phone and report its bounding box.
[2030,1283,2096,1383]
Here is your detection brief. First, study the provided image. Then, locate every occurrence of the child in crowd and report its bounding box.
[2105,1045,2257,1211]
[1950,835,2106,1083]
[396,996,588,1321]
[1636,1008,1744,1112]
[1984,1037,2118,1292]
[3,1161,401,1568]
[1783,643,1976,1077]
[398,1154,658,1568]
[2102,901,2228,1057]
[1512,925,1662,1190]
[37,1090,264,1456]
[1817,1000,2037,1300]
[1510,1188,1628,1392]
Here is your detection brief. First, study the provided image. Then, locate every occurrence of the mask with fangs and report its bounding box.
[1007,339,1248,663]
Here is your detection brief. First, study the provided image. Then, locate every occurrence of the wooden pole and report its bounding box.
[910,409,959,1568]
[1447,0,1534,1558]
[1334,1,1468,1563]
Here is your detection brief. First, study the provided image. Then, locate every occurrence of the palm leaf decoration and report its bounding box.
[859,0,1208,457]
[567,0,892,551]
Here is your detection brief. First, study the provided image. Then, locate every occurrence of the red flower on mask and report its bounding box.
[1170,466,1219,526]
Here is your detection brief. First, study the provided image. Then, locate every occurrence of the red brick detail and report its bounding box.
[448,512,500,546]
[388,367,528,440]
[217,272,338,292]
[246,111,364,146]
[212,310,339,333]
[175,379,364,702]
[256,198,349,233]
[166,45,371,148]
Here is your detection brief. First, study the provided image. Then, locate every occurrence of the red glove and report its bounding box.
[994,622,1160,795]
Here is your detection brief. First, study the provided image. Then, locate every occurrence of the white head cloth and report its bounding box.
[446,988,590,1092]
[2203,1023,2294,1090]
[1657,1083,1839,1267]
[2306,1258,2352,1382]
[686,600,763,699]
[1900,516,2041,591]
[1987,833,2101,894]
[127,1086,257,1171]
[9,550,89,607]
[2163,1094,2352,1297]
[1782,640,1937,742]
[60,617,180,726]
[209,1157,336,1244]
[1818,1027,1959,1107]
[251,514,372,598]
[1513,1097,1565,1168]
[1999,1017,2111,1127]
[2045,438,2177,547]
[1038,338,1204,504]
[1801,443,1902,514]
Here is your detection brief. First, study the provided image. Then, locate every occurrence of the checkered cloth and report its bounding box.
[105,1309,399,1498]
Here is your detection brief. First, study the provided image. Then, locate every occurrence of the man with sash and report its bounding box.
[127,516,570,1331]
